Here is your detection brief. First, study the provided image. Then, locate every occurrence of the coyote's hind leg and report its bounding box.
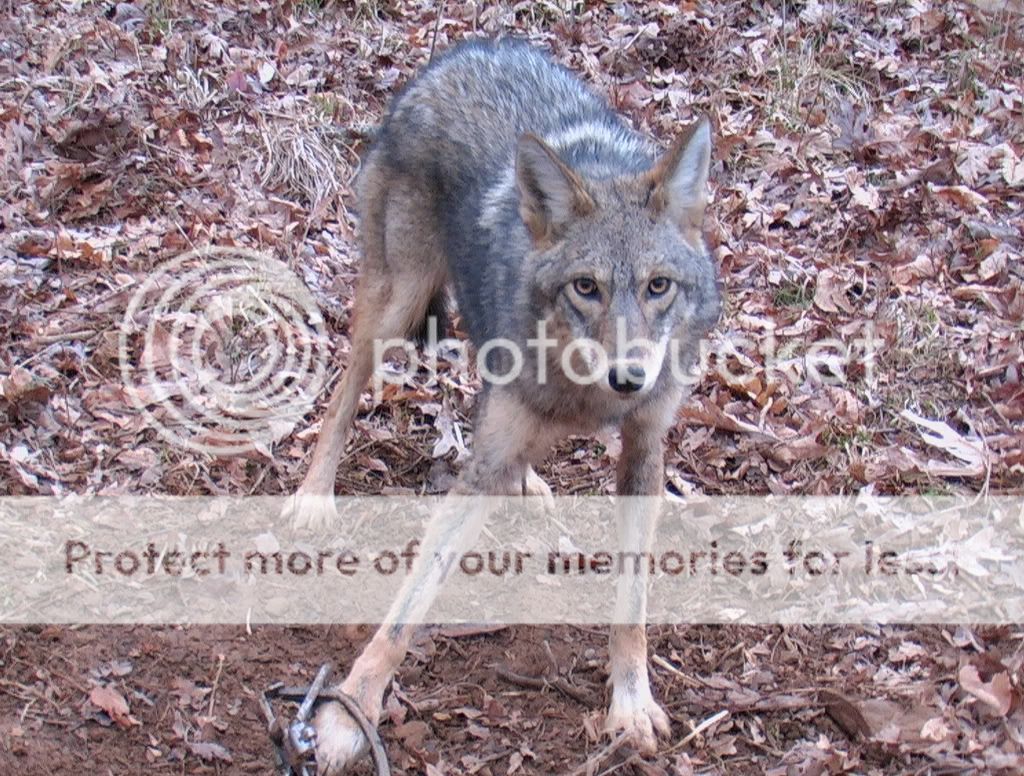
[284,162,448,528]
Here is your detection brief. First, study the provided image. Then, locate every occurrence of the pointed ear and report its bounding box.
[647,116,712,233]
[515,134,594,244]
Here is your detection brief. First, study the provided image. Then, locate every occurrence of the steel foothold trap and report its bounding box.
[260,663,391,776]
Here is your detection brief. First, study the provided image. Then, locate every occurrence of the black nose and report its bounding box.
[608,365,646,394]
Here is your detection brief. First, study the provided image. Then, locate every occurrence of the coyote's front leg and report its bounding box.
[604,398,676,753]
[314,393,554,774]
[313,487,496,771]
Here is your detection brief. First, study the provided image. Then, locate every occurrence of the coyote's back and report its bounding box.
[372,39,653,194]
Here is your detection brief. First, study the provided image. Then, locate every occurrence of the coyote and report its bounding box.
[284,38,721,772]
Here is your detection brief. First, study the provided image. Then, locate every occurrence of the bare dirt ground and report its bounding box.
[1,1,1024,774]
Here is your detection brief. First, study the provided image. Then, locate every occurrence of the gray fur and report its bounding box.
[365,38,720,429]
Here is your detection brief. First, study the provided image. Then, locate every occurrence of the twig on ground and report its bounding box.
[32,330,96,344]
[428,0,446,62]
[207,653,225,716]
[495,665,593,706]
[567,732,628,776]
[673,709,730,751]
[652,653,704,688]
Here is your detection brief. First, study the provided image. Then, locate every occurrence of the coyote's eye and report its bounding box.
[573,277,599,298]
[647,277,673,297]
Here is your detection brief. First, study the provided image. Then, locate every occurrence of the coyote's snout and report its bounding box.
[283,38,722,773]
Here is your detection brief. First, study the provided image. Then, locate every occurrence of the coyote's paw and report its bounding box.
[280,490,338,531]
[605,684,671,754]
[523,467,555,512]
[312,700,369,774]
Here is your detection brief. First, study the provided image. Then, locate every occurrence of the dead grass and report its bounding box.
[879,297,970,419]
[255,114,348,211]
[768,34,870,131]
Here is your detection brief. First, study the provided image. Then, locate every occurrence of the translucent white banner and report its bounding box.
[1,496,1021,624]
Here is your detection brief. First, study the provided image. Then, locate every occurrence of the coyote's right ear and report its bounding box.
[516,134,594,244]
[647,116,712,237]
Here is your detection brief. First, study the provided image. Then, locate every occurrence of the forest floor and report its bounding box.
[1,1,1023,774]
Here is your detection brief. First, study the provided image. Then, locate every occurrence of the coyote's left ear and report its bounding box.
[647,116,712,234]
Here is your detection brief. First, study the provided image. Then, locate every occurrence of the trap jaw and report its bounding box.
[260,663,391,776]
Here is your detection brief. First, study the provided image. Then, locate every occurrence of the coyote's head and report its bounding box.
[516,118,721,398]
